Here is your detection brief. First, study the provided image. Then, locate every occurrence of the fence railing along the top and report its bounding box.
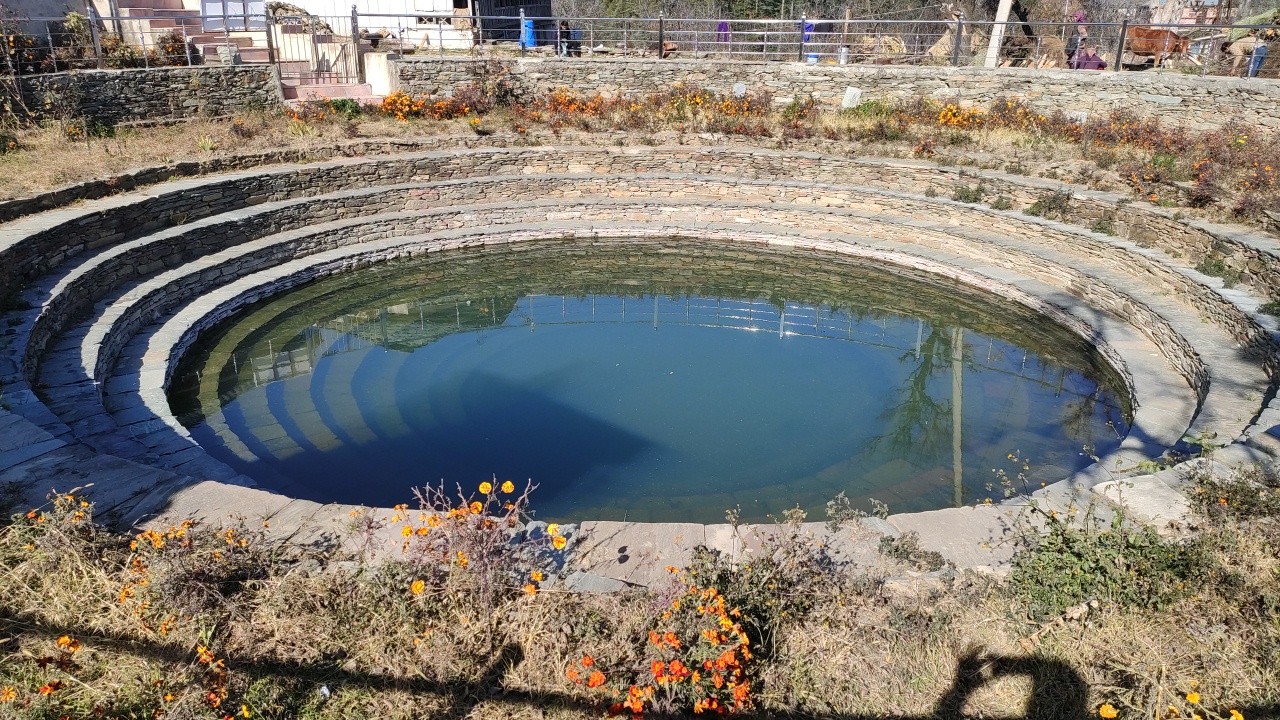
[4,9,1278,79]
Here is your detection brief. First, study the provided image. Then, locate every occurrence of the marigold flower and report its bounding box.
[1099,705,1119,719]
[1230,711,1245,720]
[56,635,80,652]
[566,668,580,682]
[456,551,469,567]
[479,481,493,494]
[651,660,664,677]
[523,584,538,596]
[587,671,605,688]
[38,681,64,696]
[0,687,15,703]
[547,523,561,536]
[241,705,252,717]
[501,481,515,493]
[648,631,661,645]
[469,501,483,515]
[581,655,594,667]
[428,515,441,528]
[401,526,413,537]
[552,536,567,550]
[411,579,425,595]
[531,571,544,582]
[1186,693,1200,705]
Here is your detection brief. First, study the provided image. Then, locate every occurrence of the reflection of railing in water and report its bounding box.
[217,294,1117,410]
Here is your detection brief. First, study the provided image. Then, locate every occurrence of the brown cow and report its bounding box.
[1124,26,1190,67]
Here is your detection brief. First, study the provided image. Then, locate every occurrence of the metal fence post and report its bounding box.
[798,15,806,62]
[658,14,664,58]
[520,9,526,57]
[263,12,275,65]
[950,13,964,66]
[1113,15,1128,72]
[88,5,106,69]
[351,5,365,83]
[182,23,193,65]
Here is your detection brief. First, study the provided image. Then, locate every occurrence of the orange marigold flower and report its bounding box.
[401,526,412,537]
[531,571,544,582]
[651,660,665,677]
[411,579,425,595]
[552,536,567,550]
[501,481,515,493]
[648,631,661,645]
[427,515,441,528]
[581,655,594,667]
[1098,705,1119,719]
[469,501,483,515]
[56,635,80,652]
[567,668,580,682]
[663,632,680,648]
[479,481,493,494]
[587,671,605,688]
[0,687,15,703]
[38,681,64,696]
[523,584,538,596]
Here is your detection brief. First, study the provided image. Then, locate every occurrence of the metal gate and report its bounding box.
[271,13,360,84]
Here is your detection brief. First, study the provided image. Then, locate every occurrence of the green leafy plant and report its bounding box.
[1009,500,1210,619]
[1024,189,1073,220]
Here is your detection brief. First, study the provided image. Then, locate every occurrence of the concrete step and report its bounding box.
[281,83,374,100]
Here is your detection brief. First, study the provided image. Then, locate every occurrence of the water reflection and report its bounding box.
[170,239,1129,522]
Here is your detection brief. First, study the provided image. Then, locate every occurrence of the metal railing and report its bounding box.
[4,8,1277,79]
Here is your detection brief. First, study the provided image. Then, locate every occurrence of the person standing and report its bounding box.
[1065,11,1089,64]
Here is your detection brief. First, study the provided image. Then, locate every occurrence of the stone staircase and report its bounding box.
[109,0,272,64]
[0,144,1277,576]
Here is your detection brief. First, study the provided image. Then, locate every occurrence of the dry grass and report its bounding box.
[0,463,1277,719]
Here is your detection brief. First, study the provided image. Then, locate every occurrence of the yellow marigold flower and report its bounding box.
[1230,711,1245,720]
[552,536,567,550]
[1186,692,1200,704]
[1098,704,1118,719]
[469,501,483,515]
[242,704,252,717]
[501,481,515,493]
[547,523,561,537]
[456,551,469,567]
[416,527,429,536]
[411,579,425,595]
[531,571,544,582]
[428,515,441,528]
[0,687,15,703]
[479,481,493,494]
[401,526,413,537]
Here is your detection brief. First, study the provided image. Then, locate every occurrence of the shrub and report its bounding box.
[1008,501,1211,619]
[1090,216,1116,235]
[1024,189,1073,220]
[1260,299,1280,317]
[989,195,1013,210]
[1195,252,1243,288]
[951,182,985,203]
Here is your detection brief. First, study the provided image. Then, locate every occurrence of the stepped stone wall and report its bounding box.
[9,65,282,124]
[392,57,1280,131]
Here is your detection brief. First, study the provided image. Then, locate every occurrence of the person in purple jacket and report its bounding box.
[1070,44,1108,70]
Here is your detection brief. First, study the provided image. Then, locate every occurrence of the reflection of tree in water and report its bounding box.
[871,322,958,460]
[1057,386,1110,450]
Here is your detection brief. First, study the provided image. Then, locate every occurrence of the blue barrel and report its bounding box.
[520,18,536,48]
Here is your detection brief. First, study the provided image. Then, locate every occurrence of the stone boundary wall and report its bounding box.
[393,57,1280,132]
[7,65,282,125]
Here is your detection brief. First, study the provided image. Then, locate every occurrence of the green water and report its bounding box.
[169,238,1129,523]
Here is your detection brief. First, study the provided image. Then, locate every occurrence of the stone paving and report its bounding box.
[1,145,1278,587]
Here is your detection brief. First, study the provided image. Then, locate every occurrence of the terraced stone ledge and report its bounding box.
[1,145,1279,588]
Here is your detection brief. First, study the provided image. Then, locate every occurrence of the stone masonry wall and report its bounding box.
[393,57,1280,132]
[11,65,282,125]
